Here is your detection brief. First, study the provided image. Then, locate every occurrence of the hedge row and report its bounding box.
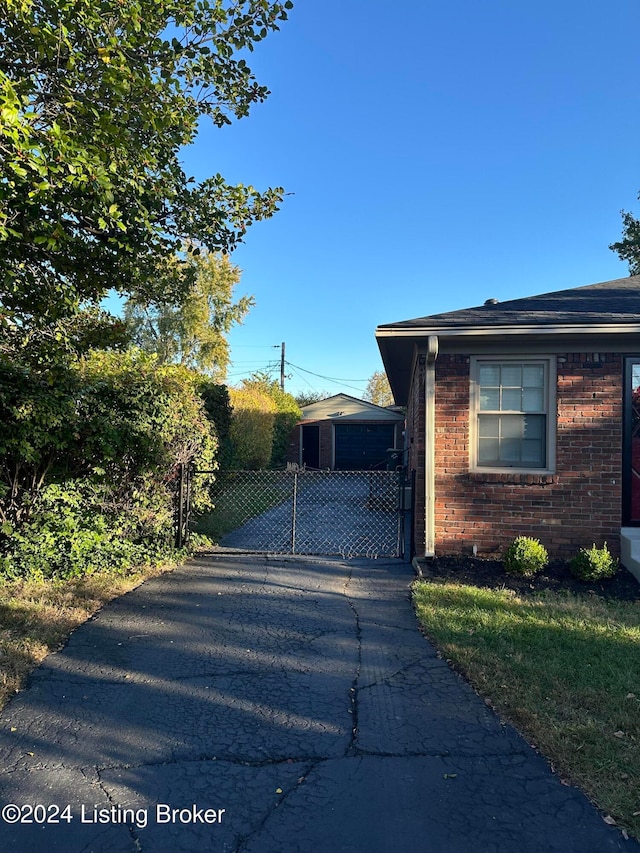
[0,350,220,579]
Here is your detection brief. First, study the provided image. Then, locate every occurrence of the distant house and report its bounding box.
[288,394,404,471]
[376,275,640,580]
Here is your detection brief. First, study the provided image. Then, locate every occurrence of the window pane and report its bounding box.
[502,388,522,410]
[500,417,522,439]
[501,365,522,387]
[479,364,500,386]
[480,388,499,410]
[501,438,520,462]
[523,415,544,439]
[521,440,545,465]
[523,364,544,387]
[478,438,499,464]
[475,361,550,470]
[522,388,544,411]
[478,415,499,437]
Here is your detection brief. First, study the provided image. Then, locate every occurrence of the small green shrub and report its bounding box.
[570,542,618,581]
[503,536,548,577]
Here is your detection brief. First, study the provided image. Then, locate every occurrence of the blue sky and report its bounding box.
[180,0,640,399]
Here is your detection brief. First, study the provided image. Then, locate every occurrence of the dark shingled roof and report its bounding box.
[378,275,640,330]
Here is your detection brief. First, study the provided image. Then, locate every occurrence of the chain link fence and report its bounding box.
[194,470,404,558]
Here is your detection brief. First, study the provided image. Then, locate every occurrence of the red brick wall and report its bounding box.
[412,352,623,559]
[286,421,333,468]
[287,426,301,466]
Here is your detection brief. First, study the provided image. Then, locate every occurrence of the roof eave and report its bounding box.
[376,321,640,407]
[375,322,640,339]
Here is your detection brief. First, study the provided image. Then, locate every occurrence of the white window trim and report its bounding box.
[469,355,557,474]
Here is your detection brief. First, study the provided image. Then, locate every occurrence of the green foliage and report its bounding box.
[240,374,302,467]
[295,390,330,407]
[570,543,619,581]
[0,360,82,527]
[0,482,173,580]
[124,252,253,378]
[228,386,277,469]
[503,536,548,577]
[610,211,640,274]
[0,350,217,578]
[364,370,394,407]
[198,381,233,464]
[0,307,130,368]
[0,0,294,575]
[0,0,292,343]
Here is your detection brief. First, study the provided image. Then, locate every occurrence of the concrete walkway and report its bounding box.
[0,555,636,852]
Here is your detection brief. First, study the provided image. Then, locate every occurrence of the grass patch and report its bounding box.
[0,562,177,712]
[413,580,640,839]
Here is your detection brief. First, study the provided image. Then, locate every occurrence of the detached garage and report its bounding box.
[288,394,404,471]
[334,423,397,470]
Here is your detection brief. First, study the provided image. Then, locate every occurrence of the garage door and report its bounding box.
[334,424,395,470]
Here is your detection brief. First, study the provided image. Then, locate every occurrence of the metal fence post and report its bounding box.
[175,462,185,548]
[184,463,193,546]
[291,471,298,554]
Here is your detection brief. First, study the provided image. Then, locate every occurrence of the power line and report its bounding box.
[285,361,368,383]
[226,346,372,396]
[285,361,368,395]
[287,362,324,391]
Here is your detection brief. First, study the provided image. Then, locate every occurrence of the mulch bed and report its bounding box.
[417,555,640,602]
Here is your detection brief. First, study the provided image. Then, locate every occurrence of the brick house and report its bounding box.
[287,394,404,470]
[375,276,640,580]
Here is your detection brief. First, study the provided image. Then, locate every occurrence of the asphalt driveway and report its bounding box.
[0,555,636,852]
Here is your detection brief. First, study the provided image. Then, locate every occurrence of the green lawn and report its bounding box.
[413,580,640,839]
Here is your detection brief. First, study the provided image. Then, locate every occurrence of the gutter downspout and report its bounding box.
[425,335,438,557]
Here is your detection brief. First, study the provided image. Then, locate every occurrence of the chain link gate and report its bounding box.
[177,468,410,559]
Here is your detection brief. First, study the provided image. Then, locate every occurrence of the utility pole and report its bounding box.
[280,341,286,391]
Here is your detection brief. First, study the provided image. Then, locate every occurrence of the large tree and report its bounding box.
[364,370,394,407]
[0,0,292,335]
[124,251,252,379]
[610,210,640,274]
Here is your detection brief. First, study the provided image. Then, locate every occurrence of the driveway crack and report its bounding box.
[342,564,362,757]
[95,766,143,850]
[358,657,435,691]
[230,759,320,853]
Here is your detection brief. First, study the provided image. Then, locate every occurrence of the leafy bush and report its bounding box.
[269,391,302,468]
[0,483,173,580]
[0,361,81,528]
[198,381,233,465]
[228,386,277,469]
[236,375,302,468]
[78,351,217,515]
[570,543,618,581]
[0,350,217,579]
[503,536,548,577]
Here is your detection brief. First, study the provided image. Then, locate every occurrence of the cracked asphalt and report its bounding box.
[0,554,636,852]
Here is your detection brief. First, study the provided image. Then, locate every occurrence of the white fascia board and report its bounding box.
[375,323,640,338]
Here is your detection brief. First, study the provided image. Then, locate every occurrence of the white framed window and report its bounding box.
[470,356,556,472]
